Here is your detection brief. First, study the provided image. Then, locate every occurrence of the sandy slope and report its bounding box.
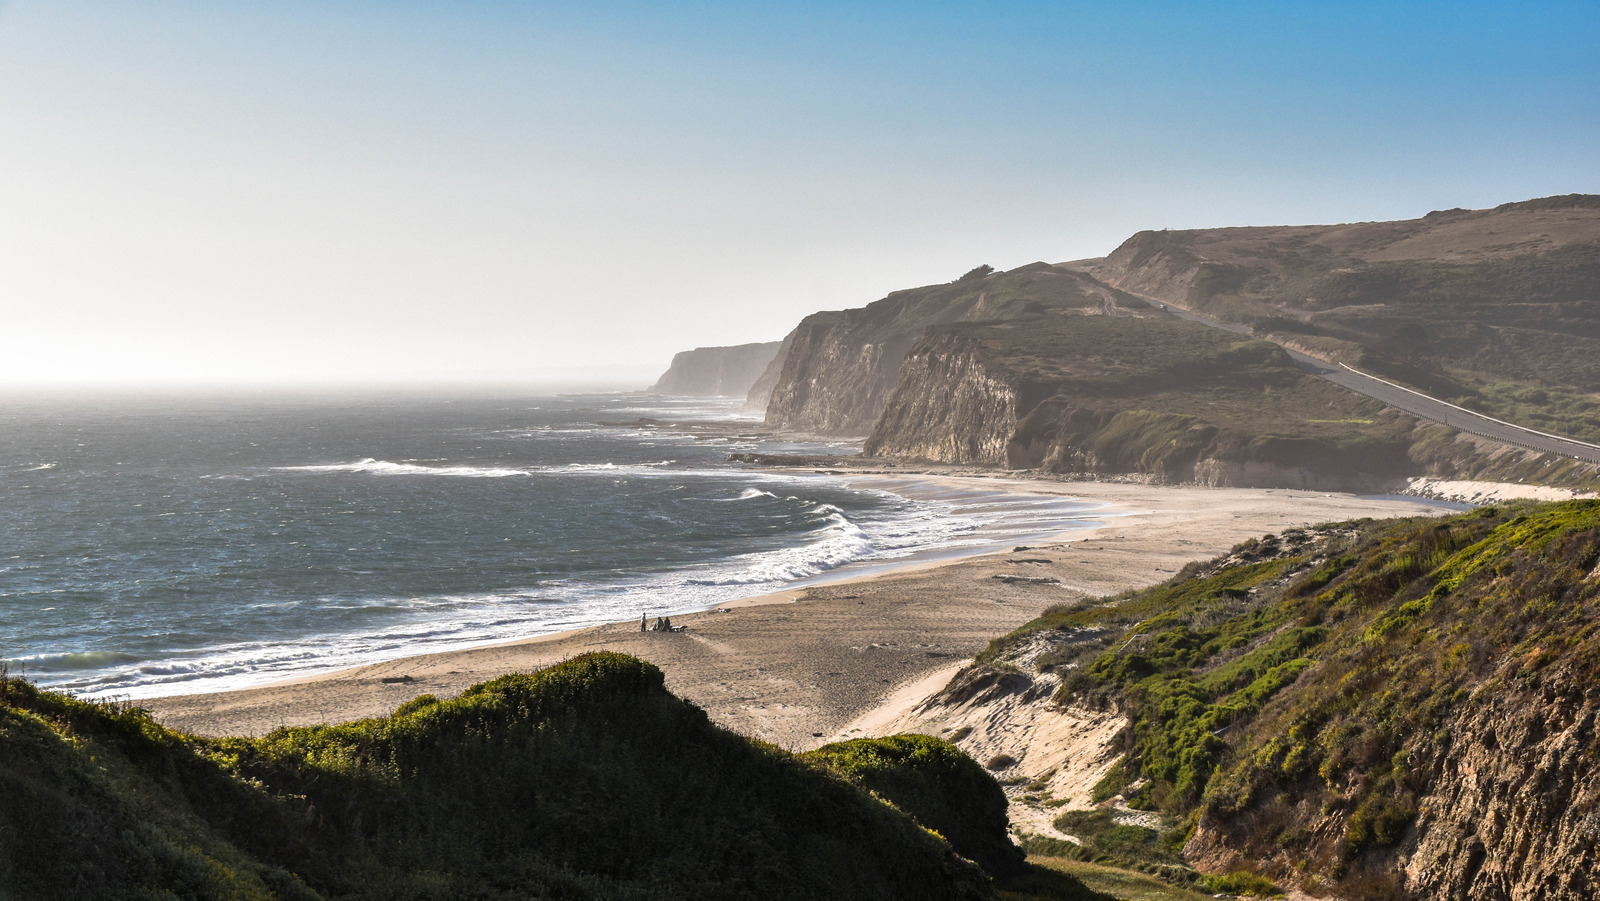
[1403,476,1596,504]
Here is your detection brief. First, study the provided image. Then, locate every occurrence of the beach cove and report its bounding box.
[146,477,1452,746]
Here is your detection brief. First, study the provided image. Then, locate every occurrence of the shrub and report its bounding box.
[1201,870,1283,896]
[806,733,1026,880]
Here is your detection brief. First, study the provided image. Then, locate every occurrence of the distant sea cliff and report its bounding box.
[649,341,782,397]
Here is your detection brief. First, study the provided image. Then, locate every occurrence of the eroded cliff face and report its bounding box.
[862,331,1019,464]
[763,312,916,435]
[1403,671,1600,900]
[761,264,1119,435]
[1180,655,1600,901]
[649,341,782,397]
[743,332,794,411]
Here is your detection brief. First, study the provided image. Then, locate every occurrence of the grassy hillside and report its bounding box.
[0,653,1111,901]
[1092,195,1600,440]
[965,317,1412,478]
[980,500,1600,898]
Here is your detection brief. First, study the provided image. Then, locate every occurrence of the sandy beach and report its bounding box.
[145,476,1452,747]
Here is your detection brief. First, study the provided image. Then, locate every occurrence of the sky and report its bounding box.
[1,1,1596,388]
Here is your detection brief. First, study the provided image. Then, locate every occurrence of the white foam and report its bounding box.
[686,508,877,585]
[274,458,526,478]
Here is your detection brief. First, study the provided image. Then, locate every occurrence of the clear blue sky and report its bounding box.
[2,1,1596,386]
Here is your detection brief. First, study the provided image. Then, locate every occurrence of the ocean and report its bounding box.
[0,388,1101,699]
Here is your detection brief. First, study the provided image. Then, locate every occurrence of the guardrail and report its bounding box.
[1338,363,1600,464]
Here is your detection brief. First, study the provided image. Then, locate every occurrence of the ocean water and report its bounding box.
[0,389,1100,699]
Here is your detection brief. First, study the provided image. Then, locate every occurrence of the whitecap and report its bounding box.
[715,487,779,502]
[274,458,525,478]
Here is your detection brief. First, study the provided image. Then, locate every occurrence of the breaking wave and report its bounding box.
[275,458,526,478]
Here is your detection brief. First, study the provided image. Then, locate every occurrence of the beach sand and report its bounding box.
[145,477,1451,748]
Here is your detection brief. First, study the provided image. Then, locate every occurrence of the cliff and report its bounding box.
[744,331,794,410]
[936,501,1600,899]
[649,340,782,396]
[864,316,1423,491]
[761,263,1138,435]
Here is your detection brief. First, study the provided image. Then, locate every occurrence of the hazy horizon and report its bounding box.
[3,1,1596,387]
[0,366,667,400]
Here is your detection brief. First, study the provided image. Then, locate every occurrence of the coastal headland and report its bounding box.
[145,476,1452,746]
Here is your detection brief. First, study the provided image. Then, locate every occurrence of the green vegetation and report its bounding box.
[805,734,1026,879]
[1197,871,1283,897]
[992,500,1600,895]
[1014,835,1249,899]
[1050,811,1174,868]
[1,653,1090,900]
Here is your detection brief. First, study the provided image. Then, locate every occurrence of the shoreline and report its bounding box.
[96,468,1106,703]
[144,476,1454,747]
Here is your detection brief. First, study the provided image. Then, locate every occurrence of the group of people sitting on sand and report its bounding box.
[641,614,685,633]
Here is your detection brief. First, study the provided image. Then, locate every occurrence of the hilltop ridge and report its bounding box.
[756,263,1140,435]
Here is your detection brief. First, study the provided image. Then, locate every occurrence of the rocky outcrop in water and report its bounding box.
[650,341,782,396]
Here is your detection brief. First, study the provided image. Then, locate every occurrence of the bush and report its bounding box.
[807,733,1027,880]
[1201,870,1283,896]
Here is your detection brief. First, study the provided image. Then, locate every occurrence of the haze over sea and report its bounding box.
[0,389,1100,699]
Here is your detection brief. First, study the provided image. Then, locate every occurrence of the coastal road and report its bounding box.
[1135,296,1600,465]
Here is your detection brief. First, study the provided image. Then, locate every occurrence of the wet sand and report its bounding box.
[145,477,1449,748]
